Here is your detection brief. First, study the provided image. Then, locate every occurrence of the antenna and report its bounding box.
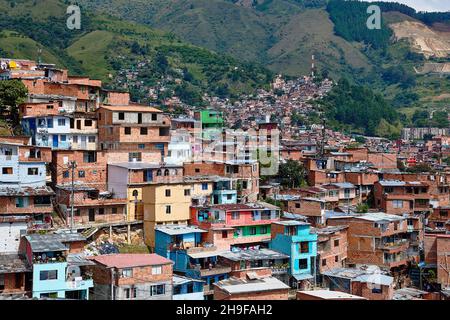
[37,48,42,65]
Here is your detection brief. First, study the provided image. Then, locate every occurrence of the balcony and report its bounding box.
[377,239,409,252]
[197,265,232,277]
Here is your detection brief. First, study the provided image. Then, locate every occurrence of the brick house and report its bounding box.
[88,253,173,300]
[313,225,348,276]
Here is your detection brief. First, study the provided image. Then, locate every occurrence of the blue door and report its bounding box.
[52,135,58,148]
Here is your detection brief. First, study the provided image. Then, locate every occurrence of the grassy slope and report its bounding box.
[78,0,372,77]
[0,30,65,65]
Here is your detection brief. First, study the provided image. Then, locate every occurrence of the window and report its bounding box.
[58,118,66,126]
[227,194,232,200]
[195,168,200,173]
[140,127,148,135]
[166,205,171,214]
[231,212,240,220]
[151,113,157,121]
[40,270,58,281]
[15,197,28,208]
[300,242,309,253]
[121,268,132,278]
[112,207,118,214]
[159,127,169,136]
[85,120,92,127]
[124,127,131,135]
[78,170,85,178]
[28,168,39,175]
[440,211,448,217]
[298,259,308,270]
[184,189,191,196]
[393,200,403,209]
[164,169,170,176]
[88,136,96,143]
[249,227,257,235]
[165,189,171,197]
[152,266,162,275]
[47,119,53,128]
[384,187,394,193]
[118,112,125,120]
[128,152,142,162]
[201,183,208,190]
[29,149,41,159]
[138,144,145,149]
[260,226,268,234]
[98,208,105,215]
[34,196,51,206]
[295,203,301,208]
[47,105,53,109]
[124,288,131,299]
[2,167,13,174]
[83,151,96,163]
[335,256,339,262]
[371,284,382,294]
[222,231,228,238]
[150,284,165,296]
[73,136,78,144]
[322,259,327,266]
[334,239,340,247]
[60,135,67,142]
[132,190,139,197]
[156,170,162,176]
[63,171,69,178]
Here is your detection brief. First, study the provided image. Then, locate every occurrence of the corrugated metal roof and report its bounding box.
[215,276,290,294]
[155,224,207,235]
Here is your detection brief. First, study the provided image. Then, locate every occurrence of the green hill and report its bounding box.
[0,0,273,104]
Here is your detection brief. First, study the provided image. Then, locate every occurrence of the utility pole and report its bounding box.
[69,161,77,231]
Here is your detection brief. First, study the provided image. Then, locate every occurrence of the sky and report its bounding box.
[366,0,450,12]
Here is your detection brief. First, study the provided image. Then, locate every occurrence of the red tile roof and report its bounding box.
[90,254,173,268]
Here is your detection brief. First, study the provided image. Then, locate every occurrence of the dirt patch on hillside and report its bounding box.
[390,20,450,58]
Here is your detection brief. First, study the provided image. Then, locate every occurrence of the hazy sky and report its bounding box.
[366,0,450,12]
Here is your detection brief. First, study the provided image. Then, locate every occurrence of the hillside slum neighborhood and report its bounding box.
[0,58,449,301]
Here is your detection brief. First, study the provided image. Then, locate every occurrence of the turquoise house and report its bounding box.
[24,233,94,299]
[212,178,237,205]
[270,221,317,289]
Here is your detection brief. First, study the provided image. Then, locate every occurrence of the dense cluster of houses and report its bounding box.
[0,58,449,301]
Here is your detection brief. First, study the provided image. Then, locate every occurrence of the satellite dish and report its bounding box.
[41,253,47,260]
[66,265,81,279]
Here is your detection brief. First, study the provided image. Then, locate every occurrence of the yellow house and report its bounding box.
[142,180,213,247]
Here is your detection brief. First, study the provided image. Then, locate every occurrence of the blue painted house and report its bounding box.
[23,233,94,299]
[269,221,317,289]
[212,178,237,205]
[154,224,231,299]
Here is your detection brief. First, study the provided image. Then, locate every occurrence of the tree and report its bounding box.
[0,79,28,128]
[278,160,306,188]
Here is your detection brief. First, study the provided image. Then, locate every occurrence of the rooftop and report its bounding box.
[0,254,31,274]
[155,224,207,236]
[322,267,393,286]
[108,162,182,170]
[219,248,289,262]
[25,232,86,252]
[214,276,290,294]
[90,253,173,268]
[99,104,162,113]
[297,290,367,300]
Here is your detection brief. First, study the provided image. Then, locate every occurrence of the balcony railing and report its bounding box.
[377,239,409,250]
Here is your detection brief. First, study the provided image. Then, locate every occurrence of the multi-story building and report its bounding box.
[0,253,31,296]
[97,104,170,157]
[327,212,414,271]
[190,202,281,251]
[154,224,230,299]
[313,225,348,277]
[23,233,94,299]
[172,275,205,300]
[88,253,173,300]
[270,221,318,289]
[0,137,54,233]
[374,180,432,216]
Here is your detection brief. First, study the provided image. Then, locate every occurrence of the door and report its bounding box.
[52,135,58,148]
[81,136,87,149]
[88,209,95,222]
[138,113,142,124]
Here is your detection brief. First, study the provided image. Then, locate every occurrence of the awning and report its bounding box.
[188,249,225,259]
[293,274,314,281]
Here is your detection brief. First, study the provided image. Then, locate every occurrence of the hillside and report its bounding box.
[78,0,371,78]
[0,0,273,104]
